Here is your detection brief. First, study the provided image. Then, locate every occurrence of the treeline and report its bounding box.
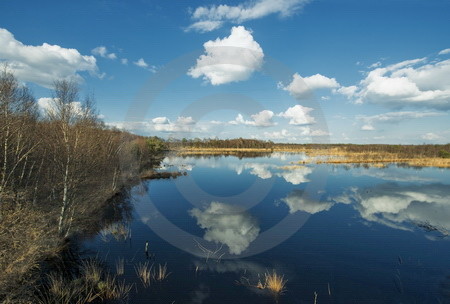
[171,137,274,149]
[172,137,449,159]
[0,67,166,301]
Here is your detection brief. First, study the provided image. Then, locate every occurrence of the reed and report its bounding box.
[134,261,153,287]
[115,257,125,276]
[153,263,171,281]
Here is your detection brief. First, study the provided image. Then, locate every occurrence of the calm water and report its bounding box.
[83,153,450,303]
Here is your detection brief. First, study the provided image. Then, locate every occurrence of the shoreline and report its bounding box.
[174,147,450,168]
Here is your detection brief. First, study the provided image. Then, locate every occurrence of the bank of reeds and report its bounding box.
[176,143,450,168]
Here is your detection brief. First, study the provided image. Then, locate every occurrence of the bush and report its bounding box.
[438,150,450,158]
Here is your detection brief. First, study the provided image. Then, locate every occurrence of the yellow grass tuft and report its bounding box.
[264,270,287,295]
[134,261,152,287]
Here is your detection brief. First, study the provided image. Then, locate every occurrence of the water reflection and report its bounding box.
[342,183,450,233]
[190,202,260,255]
[281,190,333,214]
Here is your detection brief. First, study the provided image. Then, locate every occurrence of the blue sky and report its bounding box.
[1,0,449,144]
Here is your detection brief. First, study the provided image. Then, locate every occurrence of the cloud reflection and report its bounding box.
[190,202,260,254]
[281,190,332,214]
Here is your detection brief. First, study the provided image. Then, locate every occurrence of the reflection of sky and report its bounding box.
[162,154,313,185]
[339,183,450,232]
[190,202,260,255]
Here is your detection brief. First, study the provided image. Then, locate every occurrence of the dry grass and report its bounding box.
[264,270,287,295]
[80,258,103,284]
[0,202,59,301]
[176,145,450,168]
[97,273,132,300]
[134,261,153,287]
[294,148,450,168]
[36,272,99,304]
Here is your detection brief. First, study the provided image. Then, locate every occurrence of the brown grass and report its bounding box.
[175,146,450,168]
[0,202,59,301]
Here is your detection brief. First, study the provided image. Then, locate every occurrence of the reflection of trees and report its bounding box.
[79,189,133,240]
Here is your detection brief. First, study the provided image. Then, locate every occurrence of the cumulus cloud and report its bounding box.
[281,73,340,99]
[152,116,195,132]
[0,28,98,88]
[281,190,333,214]
[357,111,444,131]
[348,57,450,109]
[188,26,264,85]
[120,58,128,65]
[229,110,275,127]
[186,0,310,32]
[278,105,315,125]
[91,46,117,59]
[190,202,260,255]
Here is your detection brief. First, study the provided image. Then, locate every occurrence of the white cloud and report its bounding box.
[152,116,170,124]
[185,20,223,33]
[350,57,450,109]
[278,105,315,125]
[281,190,333,214]
[361,124,375,131]
[421,132,441,141]
[357,111,444,131]
[368,61,381,69]
[109,116,197,134]
[190,202,260,255]
[335,85,358,99]
[37,97,83,117]
[186,0,311,32]
[152,116,196,132]
[229,110,275,127]
[91,46,117,59]
[133,58,156,72]
[263,129,290,139]
[438,48,450,55]
[0,28,98,88]
[120,58,128,65]
[134,58,148,68]
[281,73,340,99]
[188,26,264,85]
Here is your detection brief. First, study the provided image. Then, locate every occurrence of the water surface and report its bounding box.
[83,153,450,303]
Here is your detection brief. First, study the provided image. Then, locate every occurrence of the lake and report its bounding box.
[82,152,450,303]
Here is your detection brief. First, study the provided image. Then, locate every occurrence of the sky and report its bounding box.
[1,0,449,144]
